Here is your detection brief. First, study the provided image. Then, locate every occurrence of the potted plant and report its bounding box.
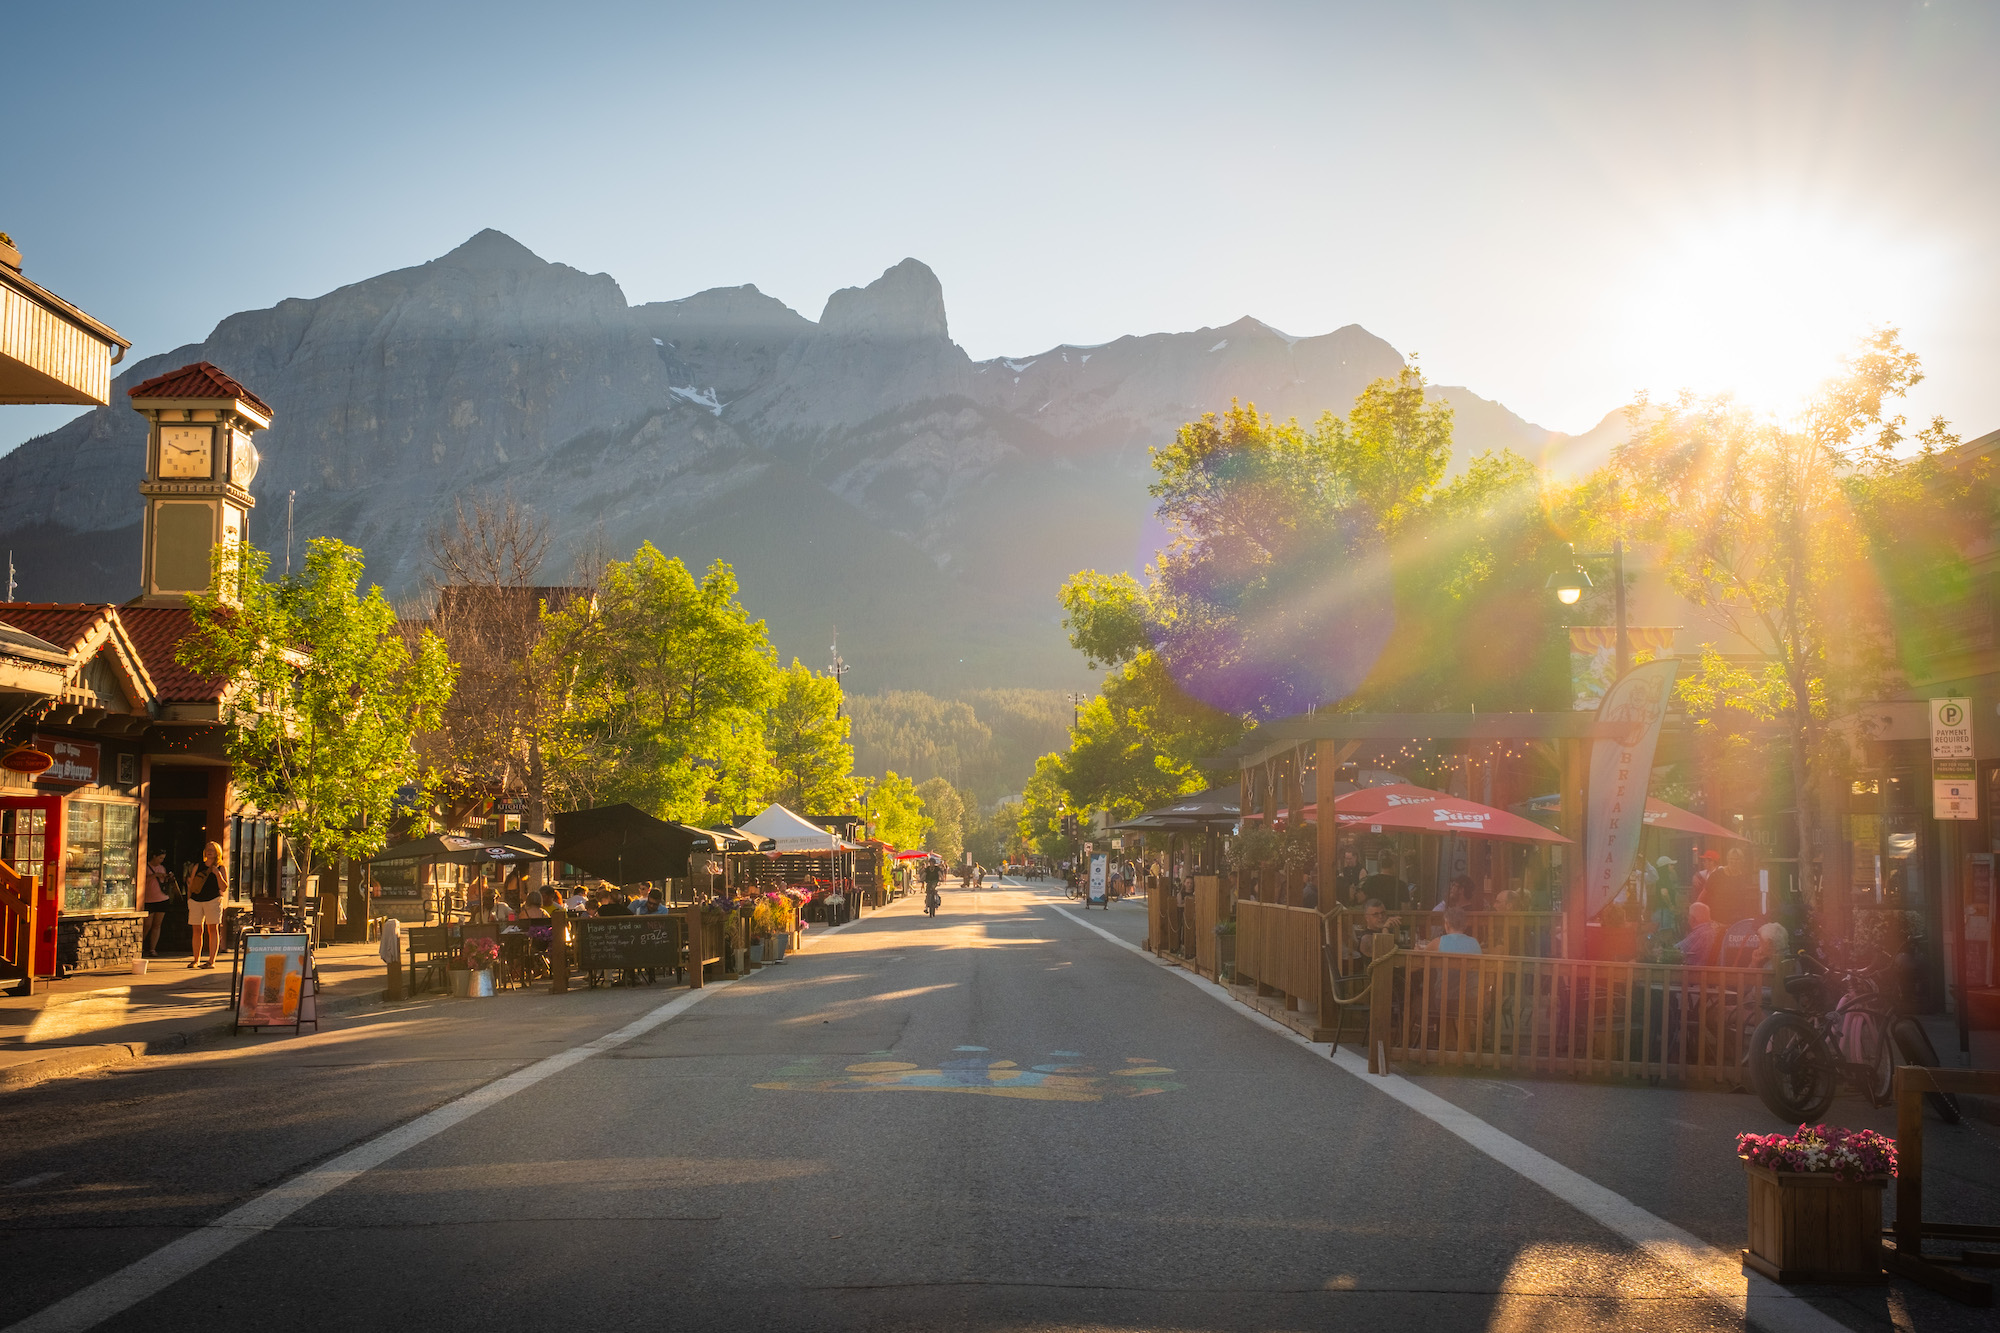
[456,937,499,997]
[1737,1124,1897,1284]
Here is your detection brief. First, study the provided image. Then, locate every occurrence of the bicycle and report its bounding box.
[1746,946,1961,1124]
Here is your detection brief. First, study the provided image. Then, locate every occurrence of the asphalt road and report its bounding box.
[1,881,1993,1332]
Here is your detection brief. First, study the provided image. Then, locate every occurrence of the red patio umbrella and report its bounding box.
[1334,784,1571,844]
[1640,799,1746,841]
[894,850,937,861]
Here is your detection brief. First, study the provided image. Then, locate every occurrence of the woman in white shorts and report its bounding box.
[185,840,228,969]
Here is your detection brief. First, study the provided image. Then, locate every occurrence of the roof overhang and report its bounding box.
[1216,712,1612,771]
[0,264,130,406]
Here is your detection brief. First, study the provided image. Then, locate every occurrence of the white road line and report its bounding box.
[4,980,736,1333]
[1047,903,1849,1333]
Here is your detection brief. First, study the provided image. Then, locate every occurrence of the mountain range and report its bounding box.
[0,229,1625,691]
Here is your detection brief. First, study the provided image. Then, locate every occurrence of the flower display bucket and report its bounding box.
[1741,1161,1887,1285]
[748,942,764,967]
[766,934,786,962]
[449,968,494,998]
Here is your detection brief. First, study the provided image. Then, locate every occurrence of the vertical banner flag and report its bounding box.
[1585,658,1680,918]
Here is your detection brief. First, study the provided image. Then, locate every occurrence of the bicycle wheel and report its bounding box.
[1890,1017,1963,1124]
[1748,1011,1837,1123]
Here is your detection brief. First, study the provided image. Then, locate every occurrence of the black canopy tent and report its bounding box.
[368,833,500,866]
[550,805,724,886]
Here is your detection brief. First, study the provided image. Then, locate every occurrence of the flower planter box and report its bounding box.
[1741,1161,1887,1285]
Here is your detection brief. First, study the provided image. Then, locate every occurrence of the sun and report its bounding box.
[1614,211,1942,418]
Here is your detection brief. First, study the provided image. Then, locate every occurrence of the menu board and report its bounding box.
[573,916,680,971]
[238,933,309,1030]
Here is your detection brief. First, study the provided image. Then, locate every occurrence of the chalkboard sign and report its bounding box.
[573,915,681,971]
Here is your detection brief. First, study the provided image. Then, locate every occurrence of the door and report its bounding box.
[0,796,62,977]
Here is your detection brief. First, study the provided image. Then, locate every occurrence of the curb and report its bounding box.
[0,987,390,1093]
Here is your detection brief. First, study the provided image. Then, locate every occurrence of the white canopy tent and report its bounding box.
[740,803,843,853]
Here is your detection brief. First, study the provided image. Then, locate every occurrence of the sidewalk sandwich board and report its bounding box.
[1087,854,1108,909]
[234,932,313,1035]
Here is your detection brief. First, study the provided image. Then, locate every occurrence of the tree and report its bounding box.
[917,776,965,862]
[866,771,931,850]
[541,545,778,824]
[765,658,860,812]
[1058,653,1244,818]
[420,490,596,831]
[1017,754,1073,859]
[179,538,455,889]
[1601,329,1977,923]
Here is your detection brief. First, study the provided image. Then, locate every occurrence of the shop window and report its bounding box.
[1,807,47,876]
[64,801,139,912]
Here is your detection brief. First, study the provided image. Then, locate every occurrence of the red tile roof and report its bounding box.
[126,361,273,417]
[0,602,227,704]
[0,604,112,654]
[115,605,227,703]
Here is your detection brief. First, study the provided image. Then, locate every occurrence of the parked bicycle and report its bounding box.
[1746,944,1960,1124]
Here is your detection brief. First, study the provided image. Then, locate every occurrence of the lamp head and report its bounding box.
[1546,565,1591,606]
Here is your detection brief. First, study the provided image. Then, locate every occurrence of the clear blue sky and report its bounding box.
[5,0,1994,451]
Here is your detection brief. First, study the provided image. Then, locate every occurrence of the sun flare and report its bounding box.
[1615,212,1942,418]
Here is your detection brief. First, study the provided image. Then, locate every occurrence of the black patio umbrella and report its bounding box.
[368,833,499,866]
[477,830,555,863]
[549,804,721,885]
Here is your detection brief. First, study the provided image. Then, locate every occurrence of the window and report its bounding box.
[1,807,48,877]
[64,800,139,912]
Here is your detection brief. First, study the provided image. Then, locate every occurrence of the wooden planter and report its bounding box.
[1741,1160,1887,1285]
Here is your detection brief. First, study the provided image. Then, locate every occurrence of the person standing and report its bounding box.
[1697,846,1761,926]
[185,840,227,970]
[142,851,175,957]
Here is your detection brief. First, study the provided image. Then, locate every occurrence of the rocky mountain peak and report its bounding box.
[819,258,949,342]
[432,228,550,272]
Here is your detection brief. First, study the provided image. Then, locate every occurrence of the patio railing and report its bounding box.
[1364,950,1771,1085]
[1329,908,1560,968]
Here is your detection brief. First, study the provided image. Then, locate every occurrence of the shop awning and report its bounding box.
[704,826,778,853]
[1335,784,1571,845]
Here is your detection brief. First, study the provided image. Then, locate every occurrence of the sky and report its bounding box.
[5,0,1995,452]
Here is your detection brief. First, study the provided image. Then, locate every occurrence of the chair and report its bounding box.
[1320,921,1393,1053]
[404,926,451,992]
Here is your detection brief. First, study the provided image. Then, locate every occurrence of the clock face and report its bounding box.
[159,426,213,480]
[230,430,260,487]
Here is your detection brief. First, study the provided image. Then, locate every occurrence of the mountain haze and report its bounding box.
[0,231,1618,690]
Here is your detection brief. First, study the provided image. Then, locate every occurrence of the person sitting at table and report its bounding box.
[597,890,632,917]
[1429,905,1482,954]
[1349,898,1402,970]
[1750,920,1791,971]
[1434,874,1474,914]
[644,887,667,914]
[521,889,551,920]
[1676,901,1722,966]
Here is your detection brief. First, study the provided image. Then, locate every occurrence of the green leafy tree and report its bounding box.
[541,545,777,823]
[917,776,966,863]
[179,538,456,886]
[866,771,931,850]
[1602,329,1977,915]
[765,658,860,812]
[1017,754,1074,859]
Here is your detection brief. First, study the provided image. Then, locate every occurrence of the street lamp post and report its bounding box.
[1547,539,1629,680]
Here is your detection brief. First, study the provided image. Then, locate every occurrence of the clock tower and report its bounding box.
[127,362,271,605]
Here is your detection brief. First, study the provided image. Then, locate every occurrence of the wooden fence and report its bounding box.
[1330,909,1560,971]
[1234,901,1323,1012]
[1364,949,1771,1085]
[0,859,34,996]
[1192,876,1223,978]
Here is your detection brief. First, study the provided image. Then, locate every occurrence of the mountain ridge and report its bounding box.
[0,231,1622,691]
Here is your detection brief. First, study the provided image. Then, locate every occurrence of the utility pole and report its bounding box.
[1064,690,1089,732]
[285,491,296,577]
[5,550,13,602]
[827,628,850,718]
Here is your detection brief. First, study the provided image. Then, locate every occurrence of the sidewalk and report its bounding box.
[0,940,389,1089]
